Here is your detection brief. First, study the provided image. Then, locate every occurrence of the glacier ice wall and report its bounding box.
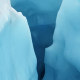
[0,1,38,80]
[44,0,80,80]
[1,0,80,80]
[10,0,62,26]
[10,0,62,80]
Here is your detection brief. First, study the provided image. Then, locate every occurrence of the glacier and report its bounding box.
[1,0,80,80]
[0,0,37,80]
[10,0,62,26]
[10,0,62,80]
[44,0,80,80]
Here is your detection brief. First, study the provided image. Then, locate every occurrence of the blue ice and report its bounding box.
[0,1,37,80]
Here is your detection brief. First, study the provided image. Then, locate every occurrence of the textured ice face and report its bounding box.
[0,0,11,32]
[45,0,80,71]
[44,0,80,80]
[59,0,80,72]
[0,3,38,79]
[10,1,62,79]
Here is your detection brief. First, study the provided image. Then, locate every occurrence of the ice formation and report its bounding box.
[0,0,37,80]
[44,0,80,80]
[10,0,62,26]
[1,0,80,80]
[10,0,62,48]
[10,0,62,80]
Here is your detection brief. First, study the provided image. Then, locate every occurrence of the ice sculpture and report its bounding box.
[0,0,38,80]
[43,0,80,80]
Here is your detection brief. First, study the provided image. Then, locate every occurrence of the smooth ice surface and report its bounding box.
[44,0,80,80]
[0,1,37,80]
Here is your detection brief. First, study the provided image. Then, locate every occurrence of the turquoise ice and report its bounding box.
[10,0,62,26]
[0,0,37,80]
[44,0,80,80]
